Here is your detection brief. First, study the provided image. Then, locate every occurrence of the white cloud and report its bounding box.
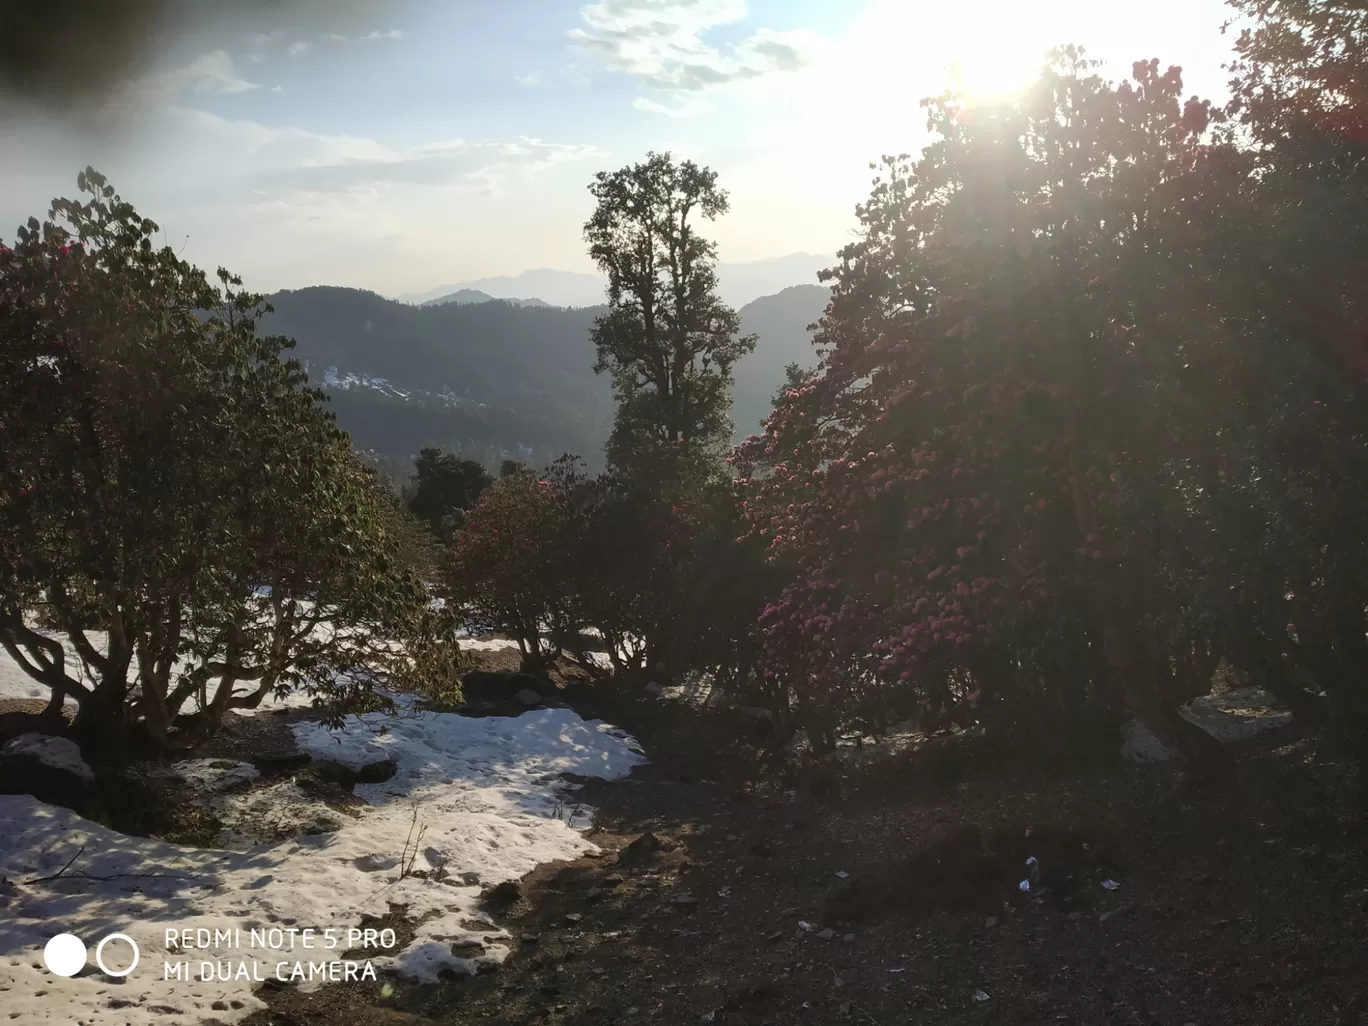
[516,72,545,87]
[147,51,260,97]
[163,108,600,199]
[570,0,820,108]
[325,32,349,42]
[363,29,405,41]
[262,134,603,195]
[272,85,284,93]
[633,96,709,117]
[287,40,312,57]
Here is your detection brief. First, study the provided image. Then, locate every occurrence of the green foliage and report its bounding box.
[0,169,434,754]
[583,151,757,477]
[407,447,493,542]
[1226,0,1368,147]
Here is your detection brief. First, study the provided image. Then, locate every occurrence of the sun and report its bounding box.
[856,0,1087,99]
[944,38,1045,101]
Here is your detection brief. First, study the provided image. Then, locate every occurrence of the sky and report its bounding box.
[0,0,1244,298]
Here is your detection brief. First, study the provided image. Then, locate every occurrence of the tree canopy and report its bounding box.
[584,151,757,478]
[0,169,441,755]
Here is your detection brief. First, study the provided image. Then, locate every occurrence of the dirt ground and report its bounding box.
[234,660,1368,1026]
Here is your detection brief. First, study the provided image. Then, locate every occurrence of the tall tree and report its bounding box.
[583,151,757,477]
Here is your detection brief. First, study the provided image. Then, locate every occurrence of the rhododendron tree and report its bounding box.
[0,169,437,756]
[446,461,580,671]
[736,50,1240,756]
[1199,0,1368,751]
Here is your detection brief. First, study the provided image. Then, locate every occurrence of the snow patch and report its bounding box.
[456,638,523,653]
[0,705,644,1024]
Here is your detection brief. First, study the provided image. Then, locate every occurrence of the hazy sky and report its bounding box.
[0,0,1241,298]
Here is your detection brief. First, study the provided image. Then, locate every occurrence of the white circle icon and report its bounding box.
[95,933,140,977]
[43,933,88,977]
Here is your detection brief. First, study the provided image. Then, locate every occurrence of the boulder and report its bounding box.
[484,880,522,907]
[1120,718,1176,763]
[306,759,362,786]
[459,670,556,716]
[0,733,95,813]
[355,757,399,784]
[252,752,313,776]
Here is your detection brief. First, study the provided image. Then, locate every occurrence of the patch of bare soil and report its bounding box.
[238,675,1368,1026]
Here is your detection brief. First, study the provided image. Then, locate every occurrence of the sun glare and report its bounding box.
[850,0,1095,101]
[945,40,1043,101]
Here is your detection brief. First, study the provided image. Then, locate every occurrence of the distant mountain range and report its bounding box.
[395,252,834,311]
[418,288,552,309]
[261,282,830,471]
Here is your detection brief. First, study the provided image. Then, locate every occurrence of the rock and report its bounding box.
[306,760,360,786]
[514,689,542,708]
[585,887,604,901]
[355,758,399,784]
[0,733,94,814]
[617,832,664,865]
[460,871,482,886]
[816,928,835,940]
[520,934,539,944]
[301,815,344,835]
[644,681,664,695]
[1120,718,1176,763]
[251,752,313,775]
[460,670,555,713]
[486,880,522,907]
[673,893,699,909]
[451,939,484,952]
[1,733,92,780]
[565,913,583,924]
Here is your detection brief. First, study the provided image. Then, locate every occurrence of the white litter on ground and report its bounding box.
[0,706,644,1025]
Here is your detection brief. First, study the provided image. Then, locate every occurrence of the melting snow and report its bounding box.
[0,706,644,1024]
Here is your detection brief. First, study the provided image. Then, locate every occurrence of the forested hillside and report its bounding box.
[259,282,829,468]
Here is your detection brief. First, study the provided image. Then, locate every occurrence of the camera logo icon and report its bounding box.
[43,932,140,978]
